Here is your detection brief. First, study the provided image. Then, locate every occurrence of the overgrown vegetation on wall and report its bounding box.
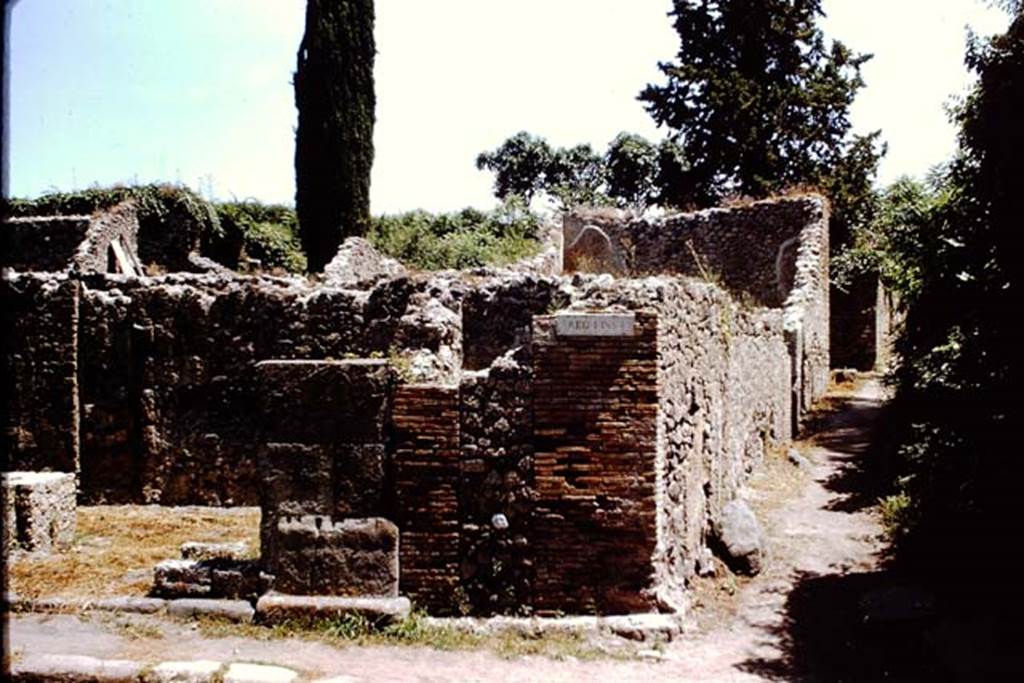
[4,183,219,238]
[205,201,307,274]
[4,184,543,274]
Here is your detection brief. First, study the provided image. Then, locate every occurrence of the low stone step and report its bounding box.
[255,591,410,626]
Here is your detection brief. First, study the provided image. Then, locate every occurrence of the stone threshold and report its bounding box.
[4,594,254,623]
[422,613,688,643]
[5,592,686,643]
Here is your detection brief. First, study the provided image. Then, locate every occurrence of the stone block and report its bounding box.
[153,559,212,598]
[2,471,76,553]
[180,541,249,561]
[11,653,144,682]
[712,499,765,576]
[166,598,255,622]
[2,480,15,555]
[258,442,387,570]
[153,558,264,600]
[256,592,411,626]
[93,597,167,614]
[272,516,399,597]
[257,443,333,568]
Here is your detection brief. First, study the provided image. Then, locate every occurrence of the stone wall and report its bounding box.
[533,279,791,611]
[4,270,459,504]
[2,216,91,272]
[3,194,831,616]
[2,201,142,276]
[565,195,830,423]
[256,359,391,573]
[1,275,80,474]
[461,274,565,371]
[458,353,536,614]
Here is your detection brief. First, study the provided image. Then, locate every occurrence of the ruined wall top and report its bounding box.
[563,194,829,308]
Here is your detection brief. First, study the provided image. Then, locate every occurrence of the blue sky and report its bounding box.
[8,1,1012,213]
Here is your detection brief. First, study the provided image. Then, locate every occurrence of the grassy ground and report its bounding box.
[8,505,259,599]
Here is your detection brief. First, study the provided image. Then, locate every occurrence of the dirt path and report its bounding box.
[7,379,889,682]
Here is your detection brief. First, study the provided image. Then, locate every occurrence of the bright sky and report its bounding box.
[7,0,1012,213]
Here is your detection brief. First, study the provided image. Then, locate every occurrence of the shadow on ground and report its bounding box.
[812,392,889,515]
[736,381,1024,680]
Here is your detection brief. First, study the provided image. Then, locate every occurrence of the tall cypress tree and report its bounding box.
[294,0,376,272]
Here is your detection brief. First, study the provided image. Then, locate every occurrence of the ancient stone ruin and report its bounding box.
[2,194,830,617]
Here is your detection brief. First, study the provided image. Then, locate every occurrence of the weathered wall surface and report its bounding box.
[256,359,391,572]
[6,270,459,504]
[531,312,660,615]
[71,201,142,275]
[2,275,80,474]
[543,278,791,610]
[458,353,535,614]
[2,202,142,276]
[2,217,91,272]
[461,274,565,371]
[4,195,827,616]
[780,198,830,423]
[565,195,829,423]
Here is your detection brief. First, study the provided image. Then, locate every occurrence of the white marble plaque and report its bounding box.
[555,312,636,337]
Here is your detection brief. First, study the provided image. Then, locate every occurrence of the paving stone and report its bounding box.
[144,660,223,682]
[255,592,410,626]
[10,653,143,682]
[93,597,167,614]
[222,662,300,683]
[166,598,254,622]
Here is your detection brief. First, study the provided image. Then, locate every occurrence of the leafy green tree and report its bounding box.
[605,133,658,209]
[478,131,687,211]
[475,132,553,204]
[294,0,376,272]
[652,139,692,208]
[546,144,607,210]
[638,0,882,237]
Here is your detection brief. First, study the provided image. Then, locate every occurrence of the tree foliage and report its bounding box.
[475,132,552,204]
[605,133,658,209]
[863,8,1022,588]
[477,131,687,211]
[294,0,376,272]
[638,0,882,242]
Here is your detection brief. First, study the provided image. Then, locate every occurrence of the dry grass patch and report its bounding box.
[9,505,259,600]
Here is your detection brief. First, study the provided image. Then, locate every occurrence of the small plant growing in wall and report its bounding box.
[386,346,416,383]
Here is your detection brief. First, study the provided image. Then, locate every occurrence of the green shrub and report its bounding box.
[211,201,306,274]
[368,199,542,271]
